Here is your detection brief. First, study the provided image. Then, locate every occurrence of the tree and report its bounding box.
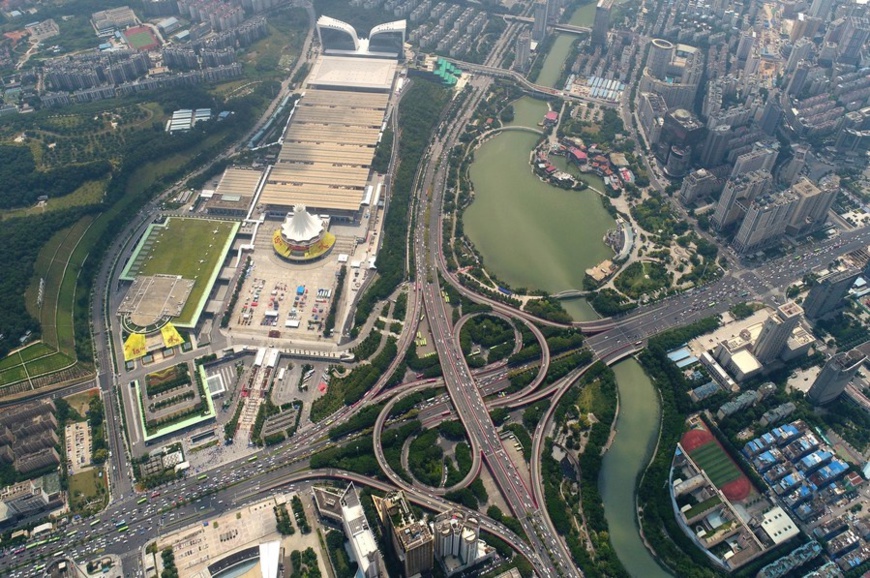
[93,448,108,464]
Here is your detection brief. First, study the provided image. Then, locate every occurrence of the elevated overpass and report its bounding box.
[503,14,591,34]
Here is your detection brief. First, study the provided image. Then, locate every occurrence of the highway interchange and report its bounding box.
[6,8,870,578]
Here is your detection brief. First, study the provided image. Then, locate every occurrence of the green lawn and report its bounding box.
[0,178,108,221]
[614,261,670,299]
[26,352,75,375]
[24,216,95,353]
[121,218,238,326]
[0,366,27,387]
[684,495,722,519]
[690,442,741,488]
[16,342,54,363]
[0,351,22,371]
[69,467,108,514]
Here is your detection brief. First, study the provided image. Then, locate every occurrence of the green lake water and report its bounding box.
[603,360,673,578]
[506,97,550,129]
[464,130,614,294]
[561,297,599,320]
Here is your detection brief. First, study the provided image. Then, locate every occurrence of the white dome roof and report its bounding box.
[281,205,324,244]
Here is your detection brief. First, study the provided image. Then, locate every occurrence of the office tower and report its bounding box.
[374,491,434,577]
[514,31,531,71]
[712,170,772,230]
[433,511,485,572]
[837,16,870,65]
[753,302,804,363]
[733,191,798,254]
[647,38,675,80]
[664,146,691,177]
[592,0,612,45]
[701,124,731,167]
[731,143,778,177]
[637,92,668,145]
[679,168,720,205]
[639,40,702,110]
[807,350,866,405]
[532,1,548,42]
[787,176,836,235]
[803,267,861,319]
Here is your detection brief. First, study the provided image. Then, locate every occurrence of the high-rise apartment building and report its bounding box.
[731,143,779,177]
[532,1,548,42]
[733,191,798,254]
[592,0,612,45]
[712,170,772,230]
[374,491,434,577]
[807,350,866,405]
[802,267,860,319]
[753,302,804,364]
[786,176,837,235]
[433,510,490,574]
[837,16,870,65]
[547,0,560,24]
[514,31,531,71]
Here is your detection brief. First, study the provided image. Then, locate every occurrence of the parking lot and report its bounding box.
[226,198,388,347]
[65,421,92,475]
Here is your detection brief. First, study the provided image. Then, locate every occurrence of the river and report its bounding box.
[535,34,576,89]
[534,1,598,88]
[602,360,673,578]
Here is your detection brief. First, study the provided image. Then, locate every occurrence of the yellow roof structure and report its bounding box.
[160,323,184,349]
[124,333,147,361]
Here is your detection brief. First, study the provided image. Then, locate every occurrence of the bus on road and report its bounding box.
[197,474,208,481]
[137,497,148,505]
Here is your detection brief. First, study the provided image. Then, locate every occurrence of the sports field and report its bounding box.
[689,442,741,487]
[682,426,753,502]
[120,218,239,327]
[124,26,159,51]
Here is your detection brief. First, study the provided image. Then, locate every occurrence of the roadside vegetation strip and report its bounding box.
[55,217,98,357]
[353,79,451,330]
[26,218,90,349]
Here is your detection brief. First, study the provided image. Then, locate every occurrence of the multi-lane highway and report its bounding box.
[586,226,870,356]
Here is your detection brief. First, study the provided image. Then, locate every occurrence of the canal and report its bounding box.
[603,360,672,578]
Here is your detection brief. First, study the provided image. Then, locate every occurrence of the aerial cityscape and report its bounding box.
[0,0,868,575]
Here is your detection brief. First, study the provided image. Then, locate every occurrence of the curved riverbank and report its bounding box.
[603,359,672,578]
